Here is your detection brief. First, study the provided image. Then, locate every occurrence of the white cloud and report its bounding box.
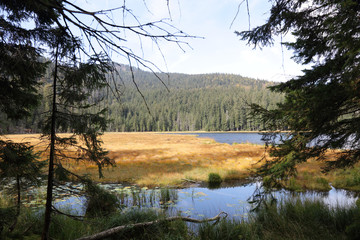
[73,0,304,82]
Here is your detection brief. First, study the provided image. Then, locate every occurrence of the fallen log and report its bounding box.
[181,178,197,183]
[76,211,228,240]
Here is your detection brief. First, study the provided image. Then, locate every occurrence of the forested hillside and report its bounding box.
[0,64,283,133]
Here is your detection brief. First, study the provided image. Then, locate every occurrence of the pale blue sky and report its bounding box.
[77,0,304,82]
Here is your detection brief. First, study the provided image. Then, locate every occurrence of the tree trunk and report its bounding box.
[41,44,59,240]
[8,175,21,232]
[16,175,20,215]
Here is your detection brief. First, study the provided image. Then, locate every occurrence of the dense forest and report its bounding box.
[0,64,283,133]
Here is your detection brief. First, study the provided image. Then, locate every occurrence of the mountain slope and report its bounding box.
[107,65,282,132]
[0,65,283,133]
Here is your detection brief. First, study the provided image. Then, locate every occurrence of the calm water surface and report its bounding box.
[55,183,358,218]
[184,132,265,145]
[167,132,265,145]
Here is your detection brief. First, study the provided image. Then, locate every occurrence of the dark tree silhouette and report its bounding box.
[1,1,193,239]
[238,0,360,189]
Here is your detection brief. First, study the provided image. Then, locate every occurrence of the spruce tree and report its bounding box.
[238,0,360,187]
[0,141,44,231]
[0,0,49,232]
[1,1,191,239]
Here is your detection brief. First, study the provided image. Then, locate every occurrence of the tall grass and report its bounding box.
[2,196,360,239]
[199,198,359,240]
[96,209,189,240]
[331,168,360,191]
[1,207,189,239]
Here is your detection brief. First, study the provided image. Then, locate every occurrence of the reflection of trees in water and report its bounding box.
[1,182,179,212]
[115,187,178,211]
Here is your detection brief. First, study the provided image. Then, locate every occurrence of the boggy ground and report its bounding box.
[4,132,265,187]
[4,132,358,190]
[75,132,268,187]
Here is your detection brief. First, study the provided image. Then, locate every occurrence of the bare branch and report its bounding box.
[76,212,228,240]
[230,0,246,29]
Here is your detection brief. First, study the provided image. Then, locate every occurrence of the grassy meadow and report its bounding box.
[3,132,359,190]
[3,132,265,187]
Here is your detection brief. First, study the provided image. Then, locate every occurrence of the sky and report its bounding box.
[78,0,305,82]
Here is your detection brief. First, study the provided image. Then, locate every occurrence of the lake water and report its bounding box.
[54,183,359,219]
[181,132,358,150]
[168,132,266,145]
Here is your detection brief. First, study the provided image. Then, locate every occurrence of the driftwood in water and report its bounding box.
[76,212,228,240]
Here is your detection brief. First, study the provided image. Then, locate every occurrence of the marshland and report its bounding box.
[2,132,360,239]
[4,132,356,191]
[2,0,360,239]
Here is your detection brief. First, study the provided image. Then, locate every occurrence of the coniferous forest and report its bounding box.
[0,64,283,134]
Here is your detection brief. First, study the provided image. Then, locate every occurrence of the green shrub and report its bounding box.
[208,173,222,184]
[208,173,222,188]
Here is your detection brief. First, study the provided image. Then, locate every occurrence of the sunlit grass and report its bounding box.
[5,132,360,191]
[4,132,265,187]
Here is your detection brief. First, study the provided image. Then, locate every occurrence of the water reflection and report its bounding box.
[52,183,358,219]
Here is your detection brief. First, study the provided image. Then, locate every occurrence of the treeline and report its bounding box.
[0,64,283,133]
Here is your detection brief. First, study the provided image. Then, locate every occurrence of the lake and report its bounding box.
[167,132,267,145]
[183,132,358,149]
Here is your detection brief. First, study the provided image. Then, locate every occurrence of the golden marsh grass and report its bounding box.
[3,132,265,187]
[4,132,350,190]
